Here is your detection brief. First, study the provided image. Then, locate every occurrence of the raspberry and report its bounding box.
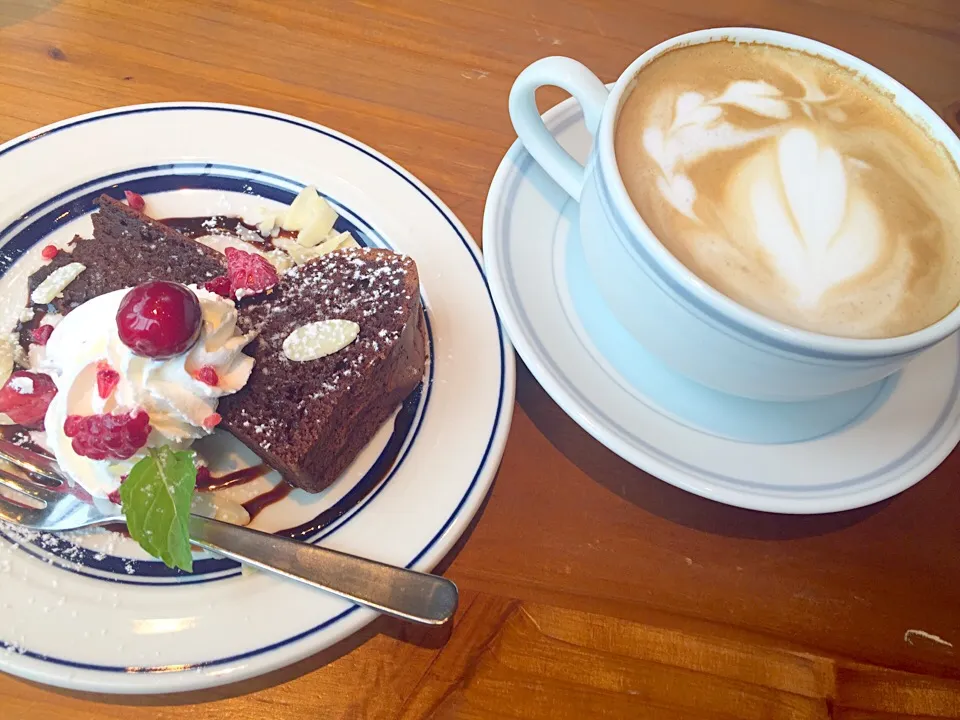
[123,190,146,211]
[64,409,151,461]
[225,247,279,298]
[41,245,59,260]
[107,488,122,505]
[0,371,58,429]
[96,361,120,399]
[30,325,54,346]
[203,275,232,298]
[63,414,83,436]
[202,412,221,429]
[194,365,219,386]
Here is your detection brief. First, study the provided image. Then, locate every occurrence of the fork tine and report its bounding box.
[0,438,65,485]
[0,466,59,505]
[0,463,116,532]
[0,492,46,526]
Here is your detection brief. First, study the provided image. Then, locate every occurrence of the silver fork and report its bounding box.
[0,438,458,626]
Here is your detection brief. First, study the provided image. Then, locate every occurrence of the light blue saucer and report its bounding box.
[562,213,896,444]
[483,92,960,513]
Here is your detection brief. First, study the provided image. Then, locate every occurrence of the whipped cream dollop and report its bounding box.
[40,287,255,498]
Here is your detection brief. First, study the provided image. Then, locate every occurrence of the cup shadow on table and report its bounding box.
[514,360,888,541]
[24,469,498,706]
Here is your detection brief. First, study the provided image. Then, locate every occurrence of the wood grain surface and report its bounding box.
[2,0,960,717]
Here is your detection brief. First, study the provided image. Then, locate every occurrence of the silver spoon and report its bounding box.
[0,438,458,626]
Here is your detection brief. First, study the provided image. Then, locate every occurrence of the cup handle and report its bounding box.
[509,57,610,200]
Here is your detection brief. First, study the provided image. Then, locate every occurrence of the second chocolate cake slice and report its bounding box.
[218,247,427,492]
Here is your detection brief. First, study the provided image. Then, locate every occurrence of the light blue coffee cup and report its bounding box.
[509,27,960,403]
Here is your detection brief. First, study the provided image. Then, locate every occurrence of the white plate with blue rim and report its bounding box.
[483,92,960,515]
[0,103,514,693]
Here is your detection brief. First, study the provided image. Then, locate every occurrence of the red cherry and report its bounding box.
[116,281,202,359]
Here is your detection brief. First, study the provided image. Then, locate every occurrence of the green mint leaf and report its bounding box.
[119,447,197,573]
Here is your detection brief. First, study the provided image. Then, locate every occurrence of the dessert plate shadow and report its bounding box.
[0,103,514,693]
[483,93,960,515]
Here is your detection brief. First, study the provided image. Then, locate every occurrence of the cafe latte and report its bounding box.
[615,40,960,338]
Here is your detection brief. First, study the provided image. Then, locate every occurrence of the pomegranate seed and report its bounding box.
[96,361,120,399]
[123,190,146,211]
[196,465,212,487]
[202,413,221,429]
[30,325,54,346]
[203,275,232,298]
[195,365,219,386]
[41,245,59,260]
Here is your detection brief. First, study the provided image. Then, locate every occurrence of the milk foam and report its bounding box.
[616,41,960,338]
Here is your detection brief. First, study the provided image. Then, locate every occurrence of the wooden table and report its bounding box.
[3,0,960,717]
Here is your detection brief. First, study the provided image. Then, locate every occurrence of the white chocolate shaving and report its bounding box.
[274,231,357,266]
[295,203,338,248]
[264,249,294,275]
[30,262,86,304]
[282,319,360,362]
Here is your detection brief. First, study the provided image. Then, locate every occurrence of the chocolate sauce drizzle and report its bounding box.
[161,215,296,252]
[14,304,53,356]
[242,483,292,519]
[70,384,419,547]
[196,463,270,492]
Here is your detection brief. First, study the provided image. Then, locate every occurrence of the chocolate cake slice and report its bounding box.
[218,247,426,492]
[20,195,426,493]
[27,195,225,316]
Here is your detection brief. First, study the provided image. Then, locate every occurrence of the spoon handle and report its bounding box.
[189,515,458,625]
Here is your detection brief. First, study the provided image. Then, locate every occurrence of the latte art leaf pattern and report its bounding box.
[745,128,882,306]
[617,41,960,338]
[642,73,833,224]
[711,80,791,119]
[646,79,884,305]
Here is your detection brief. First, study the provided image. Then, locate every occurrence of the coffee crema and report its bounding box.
[615,40,960,339]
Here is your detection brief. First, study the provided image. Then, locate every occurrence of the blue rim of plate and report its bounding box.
[0,105,511,675]
[0,164,435,586]
[489,100,960,506]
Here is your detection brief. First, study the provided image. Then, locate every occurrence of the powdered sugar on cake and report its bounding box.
[223,247,418,456]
